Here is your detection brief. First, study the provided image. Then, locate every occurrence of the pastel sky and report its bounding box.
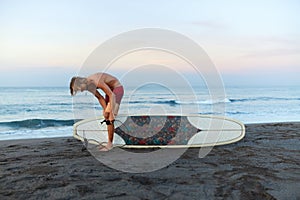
[0,0,299,87]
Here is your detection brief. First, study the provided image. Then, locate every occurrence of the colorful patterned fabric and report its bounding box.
[115,116,201,145]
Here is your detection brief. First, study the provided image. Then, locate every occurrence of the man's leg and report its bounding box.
[99,123,113,151]
[100,113,114,151]
[107,123,114,145]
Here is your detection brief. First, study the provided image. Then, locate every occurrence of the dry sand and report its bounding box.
[0,122,299,199]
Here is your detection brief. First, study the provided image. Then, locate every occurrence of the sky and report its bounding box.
[0,0,299,87]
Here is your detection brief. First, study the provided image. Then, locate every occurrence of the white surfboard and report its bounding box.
[73,115,245,148]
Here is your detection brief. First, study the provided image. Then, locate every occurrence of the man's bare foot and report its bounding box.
[99,143,113,152]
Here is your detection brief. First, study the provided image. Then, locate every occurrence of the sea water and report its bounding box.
[0,85,299,140]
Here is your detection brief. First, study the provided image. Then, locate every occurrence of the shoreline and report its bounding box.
[1,122,299,199]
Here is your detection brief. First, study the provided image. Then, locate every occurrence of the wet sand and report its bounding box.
[0,122,299,199]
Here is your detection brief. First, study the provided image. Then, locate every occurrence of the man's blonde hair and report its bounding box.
[69,77,87,95]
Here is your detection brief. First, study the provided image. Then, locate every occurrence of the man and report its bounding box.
[70,73,124,151]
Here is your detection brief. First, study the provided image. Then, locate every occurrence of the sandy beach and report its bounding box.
[0,122,299,199]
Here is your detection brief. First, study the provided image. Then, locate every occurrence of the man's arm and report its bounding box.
[98,83,116,121]
[87,83,106,109]
[94,90,107,109]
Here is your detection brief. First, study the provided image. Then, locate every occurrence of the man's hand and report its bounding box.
[104,103,115,121]
[103,110,109,119]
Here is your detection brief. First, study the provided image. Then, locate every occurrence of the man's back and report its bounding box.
[87,73,121,89]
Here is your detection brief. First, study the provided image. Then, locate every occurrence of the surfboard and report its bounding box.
[73,115,245,148]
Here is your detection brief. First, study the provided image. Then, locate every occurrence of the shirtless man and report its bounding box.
[70,73,124,151]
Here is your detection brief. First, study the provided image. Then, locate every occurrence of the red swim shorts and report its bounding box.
[105,85,124,104]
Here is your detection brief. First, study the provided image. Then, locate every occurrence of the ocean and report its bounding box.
[0,85,299,140]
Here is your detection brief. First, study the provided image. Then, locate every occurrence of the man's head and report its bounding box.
[70,77,88,95]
